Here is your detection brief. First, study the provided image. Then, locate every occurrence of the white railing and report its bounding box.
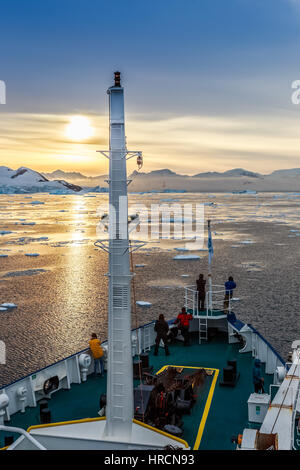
[184,284,231,316]
[0,425,46,450]
[0,321,157,425]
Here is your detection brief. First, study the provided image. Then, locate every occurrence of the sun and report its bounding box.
[66,115,94,141]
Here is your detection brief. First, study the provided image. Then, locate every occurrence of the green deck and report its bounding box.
[188,308,227,318]
[1,333,273,450]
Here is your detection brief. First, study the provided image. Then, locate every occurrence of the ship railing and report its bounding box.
[0,425,46,450]
[0,320,158,424]
[184,284,230,317]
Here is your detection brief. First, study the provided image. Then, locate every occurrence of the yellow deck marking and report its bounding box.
[193,368,219,450]
[156,364,219,450]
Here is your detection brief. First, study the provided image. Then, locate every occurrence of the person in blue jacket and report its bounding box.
[253,359,265,393]
[223,276,236,312]
[225,276,236,298]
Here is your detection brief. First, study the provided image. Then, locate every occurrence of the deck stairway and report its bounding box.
[184,284,228,343]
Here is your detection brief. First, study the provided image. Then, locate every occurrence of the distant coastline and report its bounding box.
[2,165,300,193]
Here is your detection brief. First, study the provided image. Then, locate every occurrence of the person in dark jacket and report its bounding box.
[224,276,237,313]
[225,276,236,298]
[174,307,193,346]
[154,314,170,356]
[253,359,265,393]
[196,274,206,311]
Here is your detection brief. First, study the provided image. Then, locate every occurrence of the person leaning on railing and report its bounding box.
[89,333,104,376]
[196,273,206,311]
[223,276,237,313]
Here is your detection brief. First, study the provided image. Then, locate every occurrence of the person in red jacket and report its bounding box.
[174,307,193,346]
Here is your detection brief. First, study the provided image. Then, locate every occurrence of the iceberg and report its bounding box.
[1,303,17,309]
[136,301,152,308]
[25,253,40,257]
[0,230,13,235]
[173,254,200,260]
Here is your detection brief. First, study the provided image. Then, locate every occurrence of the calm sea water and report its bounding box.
[1,192,300,387]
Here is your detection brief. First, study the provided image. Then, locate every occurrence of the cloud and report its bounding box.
[1,109,300,175]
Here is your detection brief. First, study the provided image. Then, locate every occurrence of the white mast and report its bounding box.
[99,72,140,439]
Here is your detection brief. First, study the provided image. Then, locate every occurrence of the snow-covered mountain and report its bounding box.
[269,168,300,178]
[43,169,89,180]
[193,168,261,178]
[0,166,82,194]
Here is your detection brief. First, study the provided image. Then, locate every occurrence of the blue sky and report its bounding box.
[1,0,300,174]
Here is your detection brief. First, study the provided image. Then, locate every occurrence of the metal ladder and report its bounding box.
[199,316,208,344]
[110,283,129,421]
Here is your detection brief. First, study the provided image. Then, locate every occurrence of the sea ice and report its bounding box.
[25,253,40,257]
[173,255,200,260]
[136,301,152,308]
[0,230,13,235]
[4,269,47,278]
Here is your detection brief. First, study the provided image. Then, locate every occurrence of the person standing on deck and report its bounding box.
[196,274,206,311]
[174,307,194,346]
[154,314,170,356]
[224,276,237,313]
[89,333,104,376]
[253,359,265,393]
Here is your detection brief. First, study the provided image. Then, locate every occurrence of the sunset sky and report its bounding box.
[1,0,300,176]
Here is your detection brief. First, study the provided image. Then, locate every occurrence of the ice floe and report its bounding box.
[25,253,40,257]
[3,269,47,278]
[136,301,152,308]
[0,230,13,235]
[173,255,200,260]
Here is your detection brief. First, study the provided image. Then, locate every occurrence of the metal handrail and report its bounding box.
[184,284,231,316]
[0,425,46,450]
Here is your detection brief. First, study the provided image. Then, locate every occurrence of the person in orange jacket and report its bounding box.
[174,307,193,346]
[89,333,104,376]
